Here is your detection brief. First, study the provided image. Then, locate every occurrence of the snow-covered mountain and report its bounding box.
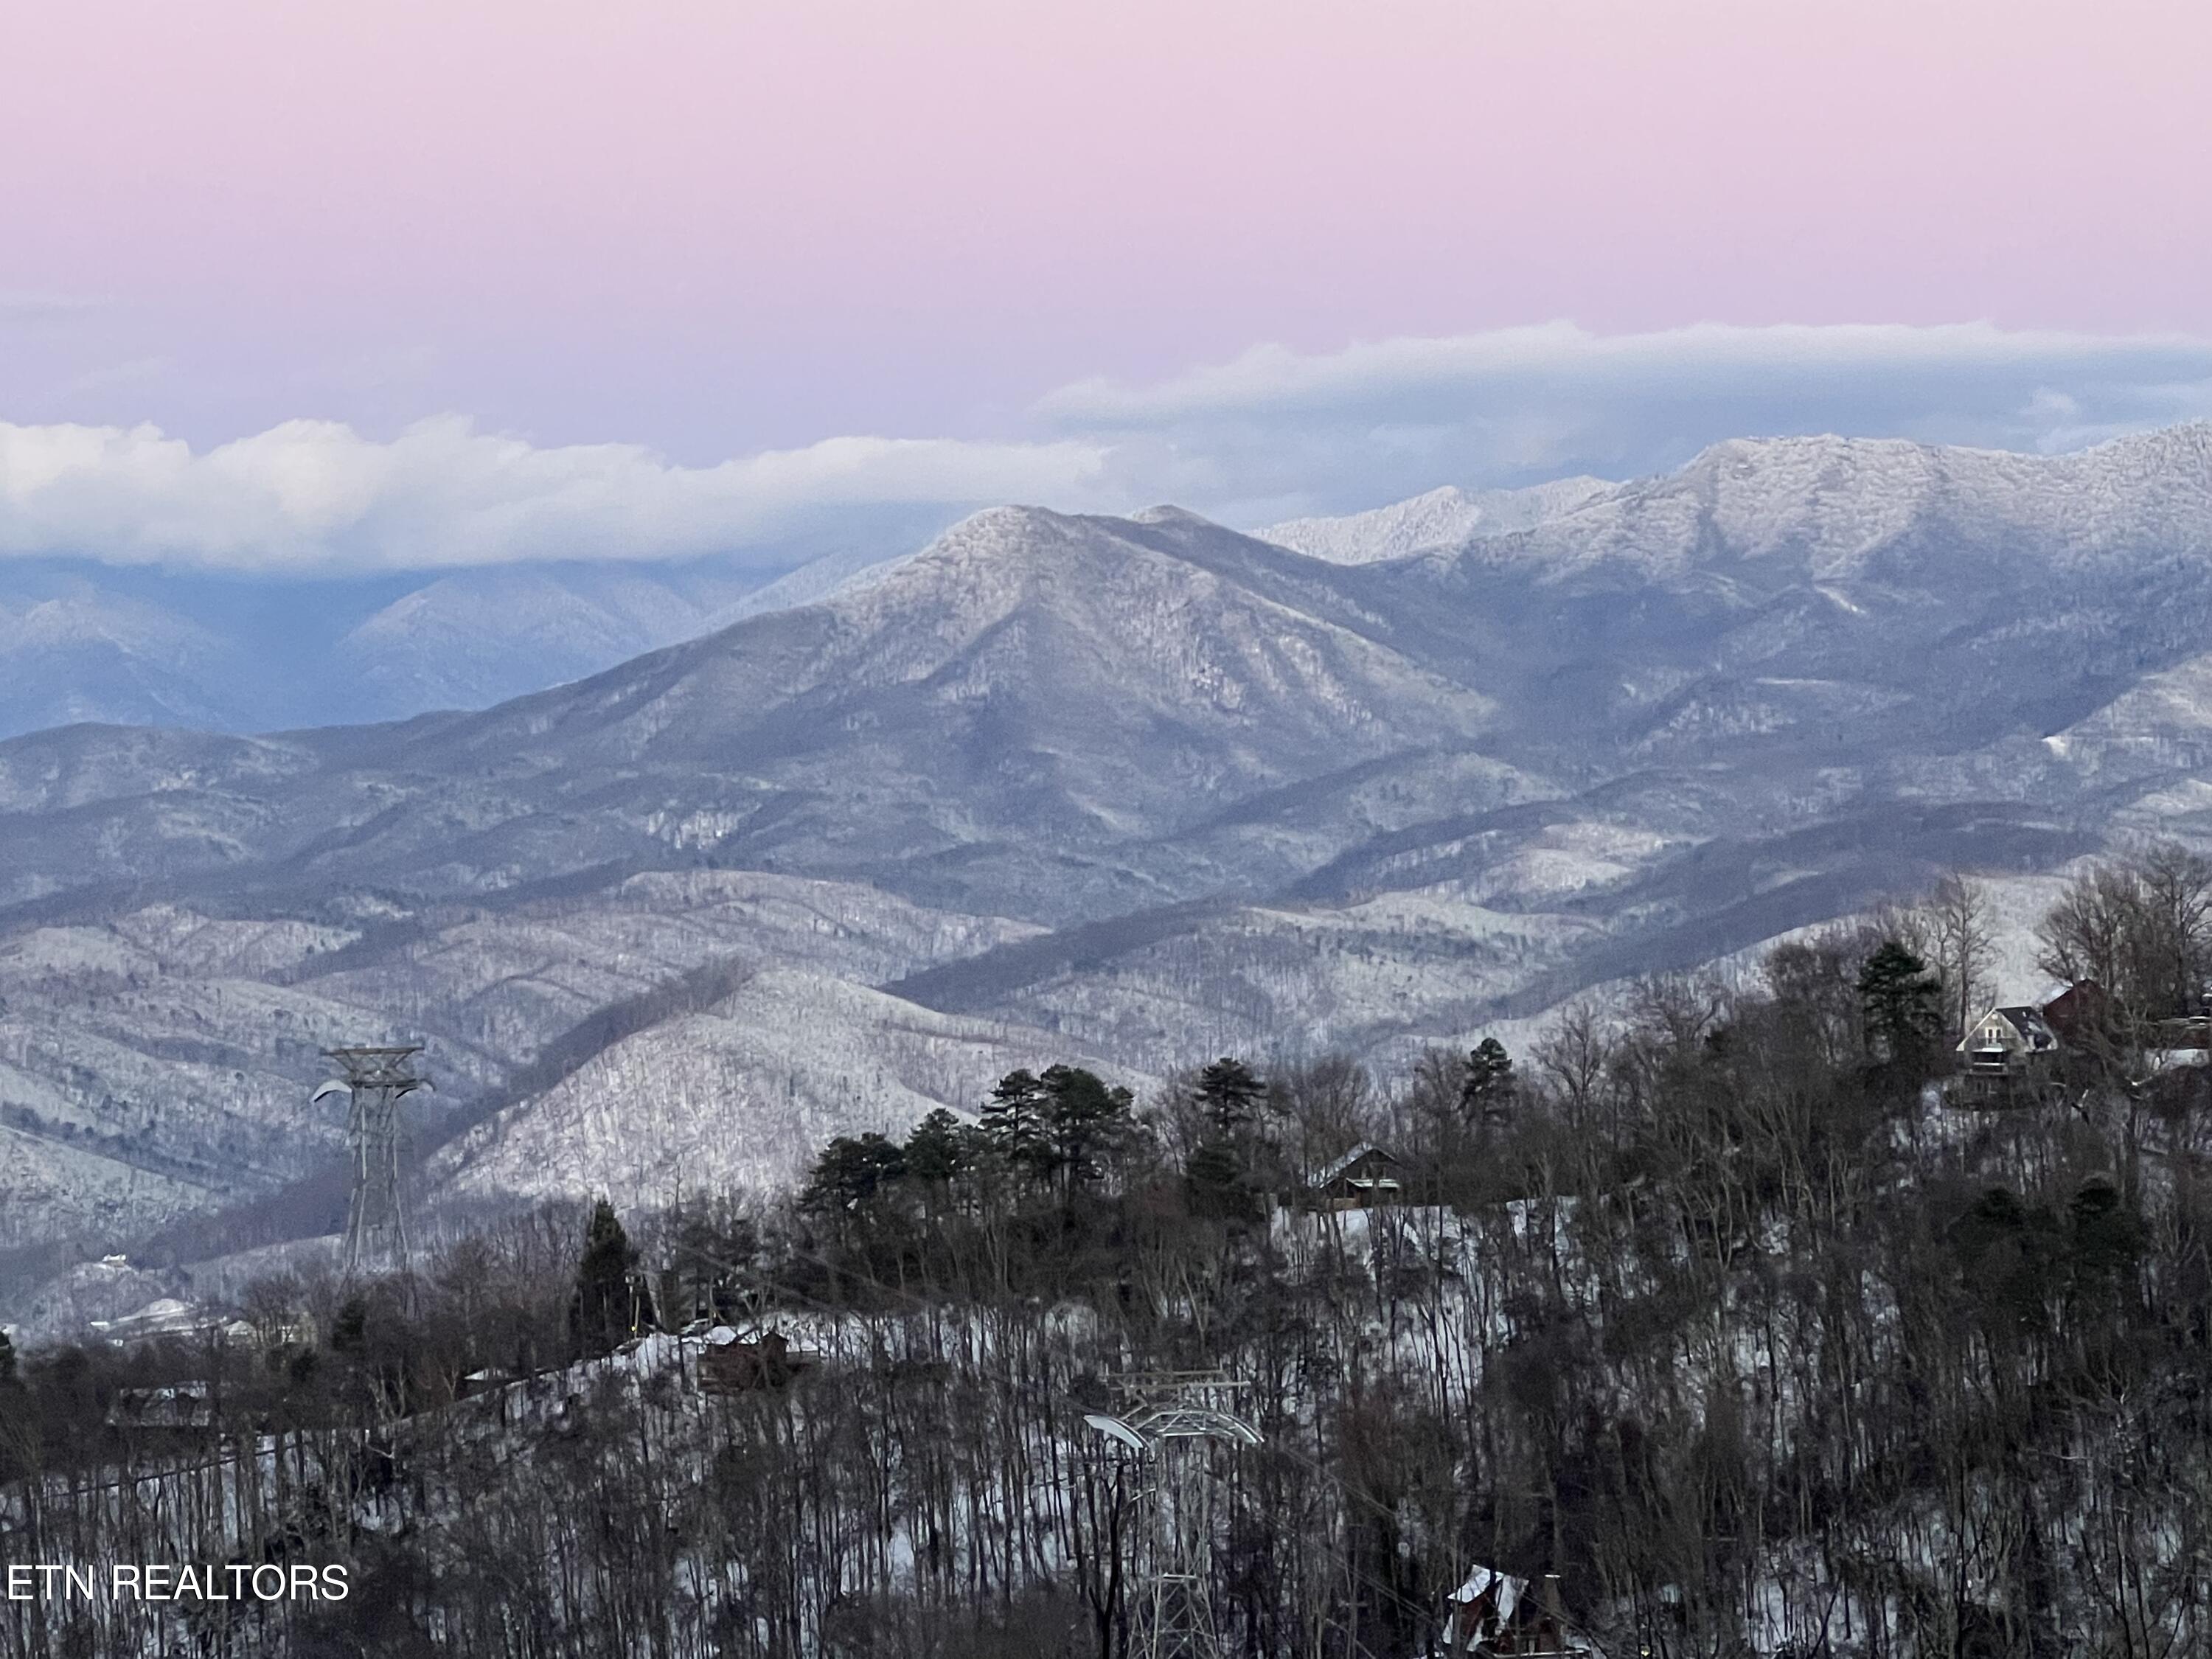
[0,554,832,739]
[0,579,256,734]
[436,967,1143,1210]
[700,540,916,627]
[333,566,754,717]
[332,543,928,718]
[4,424,2212,1267]
[1256,477,1608,563]
[1447,424,2212,584]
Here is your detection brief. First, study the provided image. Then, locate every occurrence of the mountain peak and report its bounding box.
[1128,504,1218,528]
[1677,431,1950,479]
[1256,477,1606,565]
[942,503,1076,539]
[2084,417,2212,469]
[1437,419,2212,588]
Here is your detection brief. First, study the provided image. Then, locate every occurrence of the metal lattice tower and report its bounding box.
[315,1046,428,1274]
[1085,1371,1263,1659]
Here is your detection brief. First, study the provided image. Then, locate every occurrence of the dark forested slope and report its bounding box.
[7,852,2212,1658]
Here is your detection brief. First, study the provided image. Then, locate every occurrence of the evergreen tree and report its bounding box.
[1857,939,1943,1067]
[801,1133,909,1214]
[1039,1064,1136,1195]
[0,1326,15,1387]
[570,1197,653,1355]
[1195,1057,1266,1136]
[1185,1135,1254,1221]
[1458,1037,1516,1126]
[329,1295,369,1356]
[2068,1180,2143,1301]
[981,1068,1055,1176]
[668,1202,758,1326]
[902,1107,973,1184]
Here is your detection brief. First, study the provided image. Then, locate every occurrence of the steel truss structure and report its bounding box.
[315,1045,428,1274]
[1085,1370,1264,1659]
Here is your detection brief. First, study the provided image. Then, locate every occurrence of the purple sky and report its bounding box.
[4,1,2210,571]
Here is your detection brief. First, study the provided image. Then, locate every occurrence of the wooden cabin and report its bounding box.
[699,1328,808,1394]
[1307,1143,1405,1211]
[2039,979,2110,1045]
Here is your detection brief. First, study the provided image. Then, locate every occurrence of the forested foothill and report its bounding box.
[8,849,2212,1658]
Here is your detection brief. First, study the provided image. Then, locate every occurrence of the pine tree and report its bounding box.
[1858,938,1943,1067]
[1195,1057,1266,1136]
[902,1107,973,1184]
[981,1068,1055,1177]
[1459,1037,1515,1126]
[570,1197,651,1355]
[0,1326,15,1386]
[1039,1064,1135,1195]
[801,1133,909,1214]
[1185,1136,1253,1221]
[2068,1181,2143,1301]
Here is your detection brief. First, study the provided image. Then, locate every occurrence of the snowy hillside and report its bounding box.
[437,969,1147,1206]
[1256,476,1608,563]
[335,567,751,717]
[0,580,254,735]
[1446,422,2212,585]
[0,552,821,738]
[0,872,1042,1251]
[4,424,2212,1260]
[700,540,917,626]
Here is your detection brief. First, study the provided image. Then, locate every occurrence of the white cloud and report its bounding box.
[0,417,1115,573]
[4,323,2211,573]
[1042,322,2212,424]
[1043,321,2212,523]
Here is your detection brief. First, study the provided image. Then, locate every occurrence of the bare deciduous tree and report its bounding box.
[2040,841,2212,1025]
[1924,869,1996,1041]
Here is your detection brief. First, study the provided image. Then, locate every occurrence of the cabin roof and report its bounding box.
[1957,1004,2058,1052]
[1311,1141,1399,1187]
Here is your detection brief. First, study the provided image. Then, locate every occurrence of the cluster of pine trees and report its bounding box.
[6,852,2212,1657]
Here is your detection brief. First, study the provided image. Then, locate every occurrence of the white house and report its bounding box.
[1957,1004,2060,1076]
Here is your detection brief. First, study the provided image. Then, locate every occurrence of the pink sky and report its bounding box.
[4,0,2208,457]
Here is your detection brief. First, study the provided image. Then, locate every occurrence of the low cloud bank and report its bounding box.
[5,324,2209,573]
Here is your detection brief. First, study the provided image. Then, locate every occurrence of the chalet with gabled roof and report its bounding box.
[1307,1143,1403,1210]
[1957,1004,2059,1076]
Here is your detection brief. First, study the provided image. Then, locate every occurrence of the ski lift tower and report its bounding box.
[315,1046,428,1274]
[1085,1371,1264,1659]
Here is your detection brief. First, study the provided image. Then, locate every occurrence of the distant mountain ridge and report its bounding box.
[0,578,255,732]
[1443,424,2212,583]
[4,423,2212,1272]
[1257,476,1610,563]
[331,567,748,717]
[0,540,920,740]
